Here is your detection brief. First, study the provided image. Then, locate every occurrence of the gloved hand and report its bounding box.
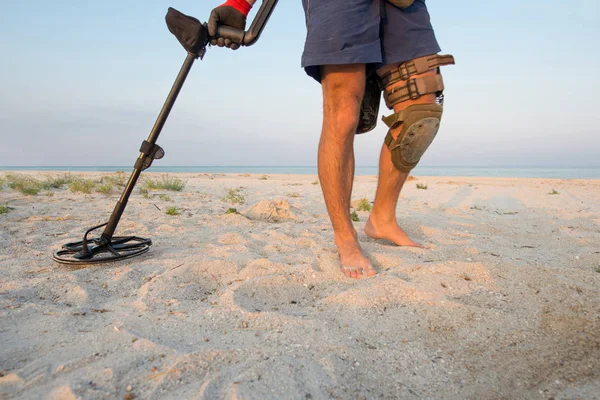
[207,0,252,50]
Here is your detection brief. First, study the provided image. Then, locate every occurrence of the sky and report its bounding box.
[1,0,599,167]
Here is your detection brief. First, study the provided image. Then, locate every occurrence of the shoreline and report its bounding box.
[1,166,599,180]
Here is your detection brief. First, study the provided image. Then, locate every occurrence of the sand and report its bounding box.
[0,171,599,399]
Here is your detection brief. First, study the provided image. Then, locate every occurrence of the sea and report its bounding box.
[1,166,599,179]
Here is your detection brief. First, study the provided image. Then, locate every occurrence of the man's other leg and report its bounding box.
[320,64,377,279]
[364,67,438,247]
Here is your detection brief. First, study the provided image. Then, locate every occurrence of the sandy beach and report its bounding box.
[0,171,599,399]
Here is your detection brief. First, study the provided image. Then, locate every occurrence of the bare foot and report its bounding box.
[335,238,377,279]
[364,218,426,248]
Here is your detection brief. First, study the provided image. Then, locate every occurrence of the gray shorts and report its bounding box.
[301,0,441,82]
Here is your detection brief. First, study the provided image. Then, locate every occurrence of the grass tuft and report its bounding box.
[222,188,245,204]
[95,182,114,195]
[139,186,150,198]
[158,194,172,202]
[0,204,9,214]
[258,175,269,180]
[41,173,73,189]
[68,178,96,194]
[416,183,428,190]
[225,208,238,214]
[143,174,186,192]
[6,174,43,195]
[312,180,319,185]
[350,211,359,222]
[355,197,372,212]
[165,206,181,216]
[549,189,560,195]
[100,171,127,188]
[595,266,600,274]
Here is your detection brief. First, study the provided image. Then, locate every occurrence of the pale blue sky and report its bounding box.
[1,1,598,167]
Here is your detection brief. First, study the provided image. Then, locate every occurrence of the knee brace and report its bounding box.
[383,103,443,171]
[379,54,455,172]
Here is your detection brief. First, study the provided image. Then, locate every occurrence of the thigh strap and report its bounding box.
[379,54,455,87]
[383,74,445,107]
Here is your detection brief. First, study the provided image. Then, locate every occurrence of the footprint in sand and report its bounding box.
[198,356,335,400]
[233,276,321,316]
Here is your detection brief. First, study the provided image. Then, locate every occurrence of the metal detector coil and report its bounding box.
[53,0,279,265]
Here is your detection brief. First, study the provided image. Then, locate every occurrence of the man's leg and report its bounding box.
[319,64,377,279]
[364,67,438,247]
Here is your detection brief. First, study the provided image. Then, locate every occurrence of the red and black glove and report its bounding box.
[207,0,252,50]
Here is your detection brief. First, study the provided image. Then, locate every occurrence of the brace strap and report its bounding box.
[382,102,443,129]
[382,107,410,129]
[379,54,455,88]
[383,74,444,107]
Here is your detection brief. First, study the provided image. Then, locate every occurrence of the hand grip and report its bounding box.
[213,0,278,47]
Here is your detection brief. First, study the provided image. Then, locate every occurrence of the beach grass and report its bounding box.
[6,174,43,195]
[223,188,245,204]
[549,189,560,195]
[165,206,181,216]
[355,197,372,212]
[416,183,428,190]
[41,173,73,189]
[100,171,127,188]
[0,204,9,214]
[68,178,96,194]
[350,211,359,222]
[143,174,186,192]
[95,182,114,195]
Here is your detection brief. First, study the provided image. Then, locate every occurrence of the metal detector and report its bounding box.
[53,0,279,265]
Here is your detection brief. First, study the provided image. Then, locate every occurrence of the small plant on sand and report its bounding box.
[100,171,126,188]
[139,186,150,199]
[222,188,245,204]
[143,174,186,192]
[95,182,114,195]
[165,206,181,216]
[416,183,428,190]
[68,178,96,194]
[41,173,73,189]
[549,189,560,195]
[0,177,5,189]
[355,197,372,212]
[350,211,359,222]
[6,174,43,195]
[225,208,238,214]
[158,194,172,201]
[311,180,319,185]
[258,175,269,180]
[595,266,600,274]
[285,192,302,198]
[0,204,9,215]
